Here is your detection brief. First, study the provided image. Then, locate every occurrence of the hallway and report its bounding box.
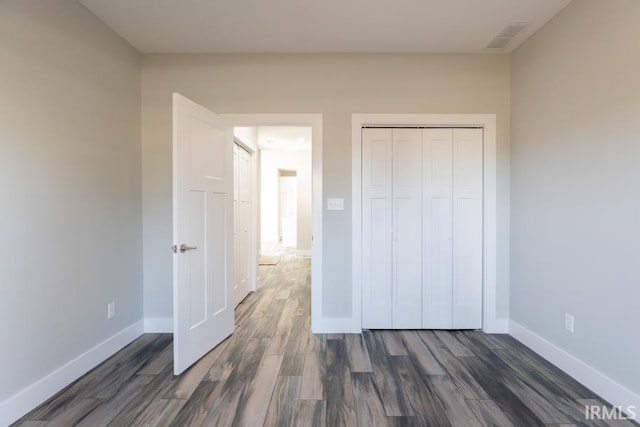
[14,255,635,426]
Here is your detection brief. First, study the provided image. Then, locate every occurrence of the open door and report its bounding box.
[172,93,234,375]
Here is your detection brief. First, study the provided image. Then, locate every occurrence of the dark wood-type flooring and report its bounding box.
[14,254,637,426]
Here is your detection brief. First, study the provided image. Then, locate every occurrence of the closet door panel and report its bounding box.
[422,129,453,329]
[452,128,483,329]
[392,129,423,328]
[362,129,393,328]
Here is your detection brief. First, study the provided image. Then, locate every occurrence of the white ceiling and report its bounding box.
[78,0,571,54]
[258,127,312,151]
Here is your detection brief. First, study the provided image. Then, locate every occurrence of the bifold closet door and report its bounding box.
[422,128,482,329]
[362,128,393,328]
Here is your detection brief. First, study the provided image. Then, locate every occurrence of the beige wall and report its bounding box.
[141,53,511,320]
[511,0,640,395]
[0,0,141,405]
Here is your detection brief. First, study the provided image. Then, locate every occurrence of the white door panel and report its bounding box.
[234,145,251,306]
[422,129,454,328]
[392,129,422,328]
[362,128,393,328]
[173,93,234,375]
[452,128,483,328]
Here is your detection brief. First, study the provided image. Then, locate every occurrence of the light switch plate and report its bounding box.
[327,198,344,211]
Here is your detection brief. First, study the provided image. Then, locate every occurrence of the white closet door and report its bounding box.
[422,129,454,328]
[362,128,393,329]
[392,129,423,328]
[452,128,483,328]
[234,145,252,306]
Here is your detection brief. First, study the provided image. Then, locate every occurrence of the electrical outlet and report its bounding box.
[564,313,574,333]
[107,302,116,319]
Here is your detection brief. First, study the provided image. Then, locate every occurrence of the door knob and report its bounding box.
[179,243,197,253]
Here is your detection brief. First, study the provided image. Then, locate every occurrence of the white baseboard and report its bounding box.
[296,249,312,258]
[144,317,173,333]
[509,320,640,416]
[311,317,361,334]
[0,320,144,426]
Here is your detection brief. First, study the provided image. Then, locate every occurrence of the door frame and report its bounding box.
[352,114,503,333]
[221,114,323,332]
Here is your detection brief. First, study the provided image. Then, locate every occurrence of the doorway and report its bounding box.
[224,115,323,332]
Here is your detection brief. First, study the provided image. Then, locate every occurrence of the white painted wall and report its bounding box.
[0,0,141,411]
[260,150,312,251]
[511,0,640,399]
[140,54,511,321]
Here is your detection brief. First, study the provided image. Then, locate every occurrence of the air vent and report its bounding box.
[486,22,530,50]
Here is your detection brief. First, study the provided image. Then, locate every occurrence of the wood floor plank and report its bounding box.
[386,416,421,427]
[90,334,173,399]
[44,399,103,427]
[324,338,358,426]
[428,375,483,427]
[12,422,47,427]
[457,355,546,427]
[76,374,154,427]
[234,355,283,426]
[467,399,515,427]
[351,372,389,427]
[295,400,326,427]
[400,330,446,375]
[392,356,451,426]
[129,398,187,426]
[265,376,302,426]
[166,381,221,427]
[163,338,229,399]
[364,332,414,417]
[382,330,408,356]
[137,343,173,375]
[280,354,305,376]
[300,333,325,400]
[107,364,175,426]
[418,330,489,400]
[435,330,475,356]
[266,313,295,355]
[346,333,373,372]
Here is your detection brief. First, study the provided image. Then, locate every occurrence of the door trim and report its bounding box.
[221,114,323,333]
[352,114,503,333]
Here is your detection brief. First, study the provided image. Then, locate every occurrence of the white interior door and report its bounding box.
[173,93,234,375]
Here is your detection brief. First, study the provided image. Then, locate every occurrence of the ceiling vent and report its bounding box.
[486,22,530,51]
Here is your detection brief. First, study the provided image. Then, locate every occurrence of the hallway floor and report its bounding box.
[14,255,636,426]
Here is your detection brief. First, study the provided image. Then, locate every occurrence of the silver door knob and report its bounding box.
[179,244,197,253]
